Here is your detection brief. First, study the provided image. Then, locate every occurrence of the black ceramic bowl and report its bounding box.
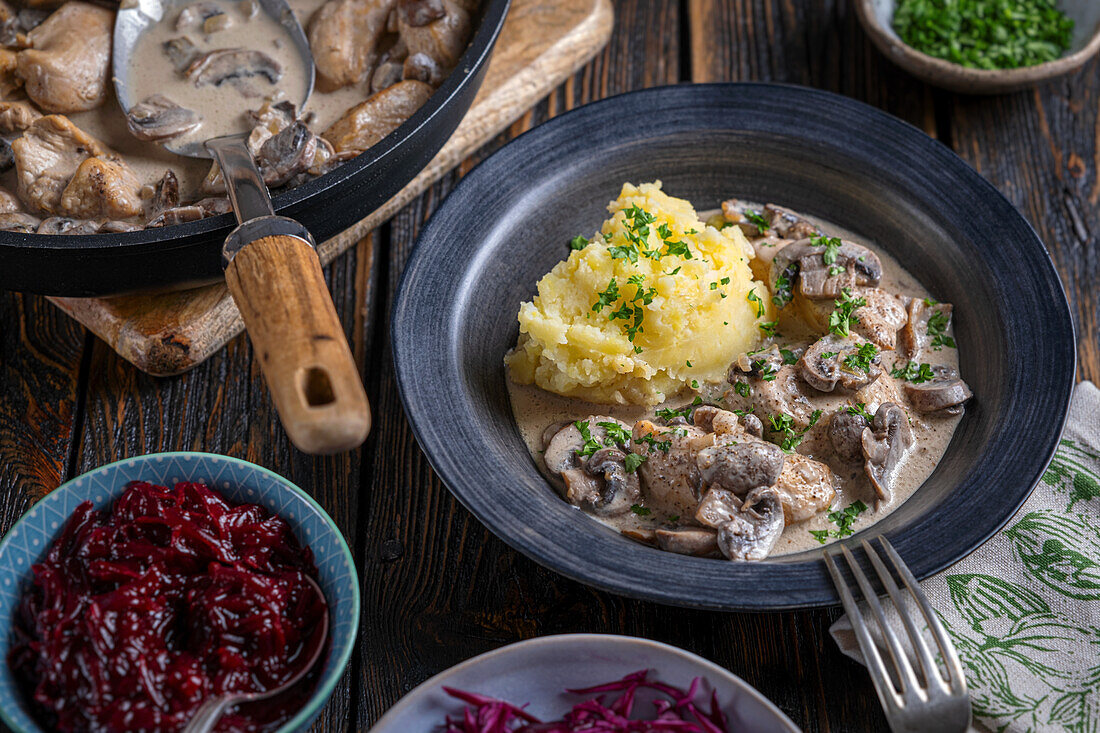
[0,0,510,296]
[391,83,1076,610]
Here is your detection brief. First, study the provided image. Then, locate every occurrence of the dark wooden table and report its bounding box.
[2,1,1096,730]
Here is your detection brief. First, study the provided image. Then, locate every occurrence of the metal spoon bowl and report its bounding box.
[182,574,330,733]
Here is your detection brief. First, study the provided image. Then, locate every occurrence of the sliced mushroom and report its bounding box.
[542,416,630,477]
[99,219,140,233]
[904,365,972,415]
[771,237,883,302]
[828,409,869,463]
[862,402,914,501]
[164,37,201,71]
[763,204,821,240]
[147,204,204,228]
[729,344,785,381]
[126,94,203,142]
[582,447,642,516]
[175,1,224,30]
[36,216,98,234]
[695,486,741,528]
[185,49,283,96]
[798,335,881,392]
[0,212,40,231]
[716,487,785,561]
[696,440,786,497]
[621,527,658,547]
[655,528,720,557]
[902,298,953,360]
[256,121,317,187]
[148,169,179,217]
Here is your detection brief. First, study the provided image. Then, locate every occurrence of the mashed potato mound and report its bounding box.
[505,181,773,405]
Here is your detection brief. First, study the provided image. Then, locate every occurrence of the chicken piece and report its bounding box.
[0,185,23,213]
[772,452,836,523]
[799,287,908,350]
[12,114,107,214]
[725,363,820,431]
[632,419,707,517]
[0,99,40,133]
[0,48,23,99]
[60,158,142,220]
[396,0,470,79]
[323,79,432,153]
[308,0,396,92]
[16,3,112,113]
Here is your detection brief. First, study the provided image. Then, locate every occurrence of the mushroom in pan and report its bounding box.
[770,237,883,302]
[861,402,914,501]
[798,335,881,392]
[904,365,972,415]
[185,48,283,95]
[126,95,203,142]
[716,487,785,561]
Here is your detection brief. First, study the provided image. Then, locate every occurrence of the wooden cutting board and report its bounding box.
[49,0,613,376]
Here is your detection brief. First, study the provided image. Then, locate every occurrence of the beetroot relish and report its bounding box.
[8,480,328,733]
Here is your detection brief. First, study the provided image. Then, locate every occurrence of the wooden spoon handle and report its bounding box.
[225,233,370,453]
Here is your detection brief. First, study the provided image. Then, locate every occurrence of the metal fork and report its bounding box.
[824,537,971,733]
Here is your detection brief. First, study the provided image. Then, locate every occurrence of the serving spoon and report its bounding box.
[113,0,370,454]
[181,575,330,733]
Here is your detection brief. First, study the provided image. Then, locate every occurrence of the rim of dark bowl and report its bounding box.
[391,82,1077,611]
[0,0,510,258]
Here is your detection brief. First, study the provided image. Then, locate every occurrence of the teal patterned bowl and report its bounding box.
[0,452,360,733]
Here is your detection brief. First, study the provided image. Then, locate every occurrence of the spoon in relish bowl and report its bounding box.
[182,574,330,733]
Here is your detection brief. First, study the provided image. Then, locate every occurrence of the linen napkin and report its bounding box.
[830,381,1100,733]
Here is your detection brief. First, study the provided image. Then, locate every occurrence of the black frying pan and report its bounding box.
[0,0,511,297]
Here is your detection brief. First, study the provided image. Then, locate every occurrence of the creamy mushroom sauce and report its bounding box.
[506,206,964,558]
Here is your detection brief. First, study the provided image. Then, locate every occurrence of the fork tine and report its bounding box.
[838,544,923,697]
[880,537,968,696]
[824,548,901,716]
[862,538,945,695]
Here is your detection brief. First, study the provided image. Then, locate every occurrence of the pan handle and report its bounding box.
[224,226,370,454]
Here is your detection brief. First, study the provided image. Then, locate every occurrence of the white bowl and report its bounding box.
[369,634,800,732]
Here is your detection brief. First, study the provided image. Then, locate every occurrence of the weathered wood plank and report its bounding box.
[946,64,1100,383]
[0,293,85,533]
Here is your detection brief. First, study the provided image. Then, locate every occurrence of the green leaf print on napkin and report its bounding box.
[1006,511,1100,601]
[1042,438,1100,512]
[943,573,1100,730]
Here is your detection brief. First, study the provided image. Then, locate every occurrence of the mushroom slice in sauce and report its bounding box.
[36,216,99,234]
[543,417,636,516]
[862,402,914,501]
[185,48,283,95]
[582,447,642,517]
[771,237,883,302]
[902,298,954,360]
[716,487,785,561]
[147,204,205,228]
[126,94,203,142]
[798,334,881,392]
[828,409,870,463]
[904,365,973,415]
[148,169,180,216]
[696,440,786,497]
[175,1,226,30]
[164,36,202,71]
[655,527,719,557]
[695,485,741,528]
[763,204,821,240]
[256,120,317,187]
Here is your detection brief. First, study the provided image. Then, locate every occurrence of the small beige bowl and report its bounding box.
[856,0,1100,94]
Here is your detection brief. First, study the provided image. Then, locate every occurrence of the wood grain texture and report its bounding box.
[225,234,370,454]
[48,0,615,378]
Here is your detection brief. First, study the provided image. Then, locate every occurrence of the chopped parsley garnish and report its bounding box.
[685,360,693,367]
[891,361,936,384]
[842,342,878,373]
[752,358,778,382]
[813,235,843,266]
[597,421,632,445]
[828,264,845,276]
[667,514,680,522]
[767,409,823,453]
[747,288,765,318]
[829,288,867,337]
[772,269,794,308]
[780,348,798,365]
[846,402,875,421]
[734,381,751,398]
[624,453,646,473]
[592,278,620,313]
[630,504,651,516]
[575,420,630,458]
[759,321,779,338]
[710,282,718,290]
[811,500,869,543]
[744,210,770,232]
[655,405,693,421]
[691,379,700,390]
[608,241,640,263]
[636,433,672,453]
[570,235,589,251]
[927,309,956,350]
[820,351,839,360]
[892,0,1074,71]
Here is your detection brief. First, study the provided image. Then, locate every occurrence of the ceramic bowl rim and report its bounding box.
[855,0,1100,92]
[0,451,360,733]
[391,81,1077,611]
[367,633,800,732]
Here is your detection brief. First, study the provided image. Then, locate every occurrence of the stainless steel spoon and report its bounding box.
[113,0,370,454]
[181,575,330,733]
